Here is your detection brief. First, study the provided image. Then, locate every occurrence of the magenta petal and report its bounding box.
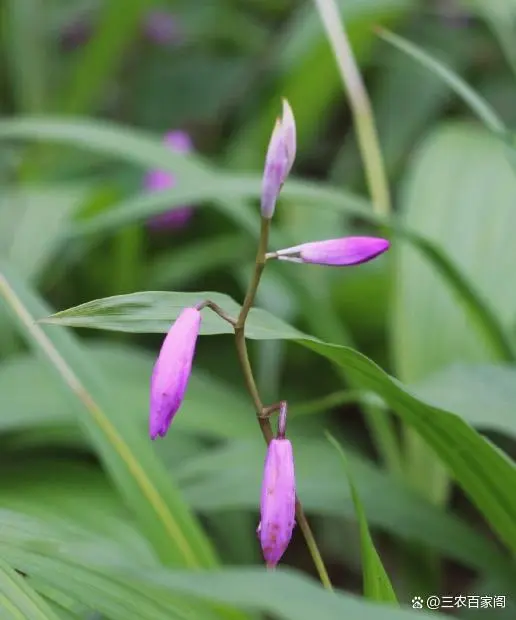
[144,169,174,193]
[147,207,193,231]
[164,131,192,154]
[276,236,390,266]
[301,237,390,265]
[260,100,296,219]
[259,438,296,568]
[149,307,201,439]
[144,130,194,231]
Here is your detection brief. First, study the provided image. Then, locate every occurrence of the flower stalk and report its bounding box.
[146,97,389,588]
[233,216,333,591]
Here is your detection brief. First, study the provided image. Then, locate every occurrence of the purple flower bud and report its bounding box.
[259,436,296,568]
[143,10,182,45]
[261,99,296,219]
[145,131,194,231]
[271,236,390,266]
[149,307,201,439]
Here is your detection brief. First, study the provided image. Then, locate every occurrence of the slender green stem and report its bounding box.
[295,499,333,591]
[236,218,269,329]
[199,300,237,327]
[234,218,269,415]
[234,217,333,591]
[313,0,391,217]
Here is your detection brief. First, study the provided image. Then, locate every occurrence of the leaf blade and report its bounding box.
[0,265,217,570]
[326,434,398,603]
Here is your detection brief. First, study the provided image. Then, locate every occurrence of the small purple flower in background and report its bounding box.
[145,131,194,231]
[261,99,297,219]
[60,9,183,51]
[143,10,182,45]
[149,306,201,439]
[258,402,296,568]
[268,236,390,266]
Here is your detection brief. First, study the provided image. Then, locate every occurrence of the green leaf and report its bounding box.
[0,546,210,620]
[0,557,60,620]
[124,566,434,620]
[0,117,211,180]
[0,265,218,570]
[41,290,301,338]
[3,0,49,113]
[0,185,91,281]
[0,542,438,620]
[332,22,471,181]
[0,342,255,439]
[393,123,516,500]
[377,29,505,134]
[326,434,398,603]
[56,0,148,115]
[466,0,516,84]
[0,461,159,568]
[411,363,516,438]
[146,233,251,289]
[0,503,231,620]
[42,290,516,558]
[394,124,516,380]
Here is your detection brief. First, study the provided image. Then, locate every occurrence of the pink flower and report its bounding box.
[149,307,201,439]
[258,403,296,568]
[261,99,296,219]
[271,236,390,266]
[145,131,194,230]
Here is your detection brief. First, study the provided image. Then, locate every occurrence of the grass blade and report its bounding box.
[376,28,505,135]
[327,433,398,603]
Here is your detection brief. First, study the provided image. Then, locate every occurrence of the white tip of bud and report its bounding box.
[281,98,296,178]
[260,98,297,219]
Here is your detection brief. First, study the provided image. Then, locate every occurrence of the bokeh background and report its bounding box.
[1,0,516,618]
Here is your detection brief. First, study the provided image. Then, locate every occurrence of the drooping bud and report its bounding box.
[270,236,390,266]
[149,307,201,439]
[261,99,297,219]
[258,402,296,568]
[144,131,194,230]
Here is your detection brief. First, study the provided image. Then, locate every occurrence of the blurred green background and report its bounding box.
[1,0,516,618]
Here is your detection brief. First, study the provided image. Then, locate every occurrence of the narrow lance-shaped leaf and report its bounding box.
[327,433,398,604]
[0,556,61,620]
[376,28,505,135]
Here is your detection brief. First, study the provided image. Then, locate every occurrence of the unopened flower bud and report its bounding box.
[149,307,201,439]
[261,99,296,219]
[271,236,390,266]
[145,131,194,230]
[258,404,296,568]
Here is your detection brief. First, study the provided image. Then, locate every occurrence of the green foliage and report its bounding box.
[327,433,398,603]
